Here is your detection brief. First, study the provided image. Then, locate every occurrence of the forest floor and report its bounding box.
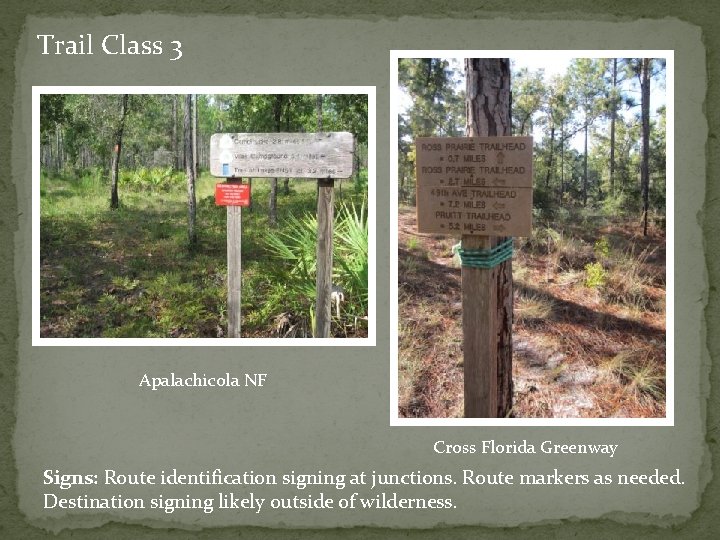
[40,170,368,339]
[397,205,667,418]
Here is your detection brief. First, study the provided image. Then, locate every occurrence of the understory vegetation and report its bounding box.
[398,206,665,418]
[40,168,368,338]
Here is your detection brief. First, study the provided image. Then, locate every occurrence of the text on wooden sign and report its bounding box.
[415,136,533,236]
[210,132,354,179]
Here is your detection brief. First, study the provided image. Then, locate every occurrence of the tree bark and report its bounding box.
[284,108,291,195]
[193,94,199,176]
[545,122,555,188]
[560,122,565,202]
[640,58,651,236]
[583,119,588,206]
[609,59,617,196]
[110,94,128,209]
[463,58,513,418]
[172,94,179,170]
[184,94,197,246]
[269,95,283,226]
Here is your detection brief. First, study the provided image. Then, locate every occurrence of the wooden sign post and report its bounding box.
[415,135,533,416]
[218,178,248,338]
[210,132,353,338]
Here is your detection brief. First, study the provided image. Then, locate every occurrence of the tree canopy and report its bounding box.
[397,56,667,227]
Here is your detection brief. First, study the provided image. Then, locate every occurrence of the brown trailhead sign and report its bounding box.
[415,136,533,236]
[210,132,354,179]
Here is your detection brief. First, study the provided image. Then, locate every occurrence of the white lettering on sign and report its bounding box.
[210,132,354,179]
[415,136,533,236]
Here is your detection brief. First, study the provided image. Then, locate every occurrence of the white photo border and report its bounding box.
[390,50,674,426]
[33,85,377,347]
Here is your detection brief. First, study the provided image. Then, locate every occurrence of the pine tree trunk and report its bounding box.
[59,129,64,171]
[583,119,588,207]
[184,94,197,246]
[609,59,617,195]
[55,127,60,172]
[284,108,291,195]
[269,95,283,226]
[172,95,178,170]
[560,122,565,202]
[463,58,513,418]
[193,94,199,176]
[545,123,555,188]
[110,94,128,209]
[641,59,651,236]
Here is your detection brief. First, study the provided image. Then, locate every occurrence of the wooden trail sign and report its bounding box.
[415,136,533,237]
[415,132,531,416]
[210,132,355,338]
[210,132,354,179]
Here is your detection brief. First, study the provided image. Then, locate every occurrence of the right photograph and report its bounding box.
[393,52,670,420]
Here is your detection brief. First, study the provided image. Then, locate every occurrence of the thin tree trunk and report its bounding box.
[545,122,555,188]
[110,94,129,209]
[284,109,291,195]
[59,129,64,170]
[640,59,651,236]
[184,94,197,246]
[55,126,61,171]
[193,94,199,176]
[269,95,283,226]
[560,122,565,202]
[172,95,179,170]
[463,58,513,418]
[583,118,588,206]
[609,58,617,195]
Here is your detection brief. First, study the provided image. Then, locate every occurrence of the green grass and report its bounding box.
[40,168,369,338]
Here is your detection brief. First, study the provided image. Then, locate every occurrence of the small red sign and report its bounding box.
[215,183,251,207]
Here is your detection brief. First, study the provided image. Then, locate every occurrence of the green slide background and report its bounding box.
[2,1,719,538]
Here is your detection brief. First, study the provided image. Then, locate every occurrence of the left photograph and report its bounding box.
[34,88,374,343]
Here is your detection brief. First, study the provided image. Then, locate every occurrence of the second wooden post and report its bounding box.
[315,178,335,338]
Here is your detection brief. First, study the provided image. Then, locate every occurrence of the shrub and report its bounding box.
[264,199,369,327]
[584,261,607,288]
[594,236,611,259]
[121,166,184,191]
[354,168,368,195]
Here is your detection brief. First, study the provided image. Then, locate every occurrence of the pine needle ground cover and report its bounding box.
[397,206,666,419]
[40,170,368,338]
